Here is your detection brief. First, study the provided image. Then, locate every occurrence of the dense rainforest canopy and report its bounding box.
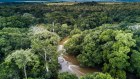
[0,2,140,79]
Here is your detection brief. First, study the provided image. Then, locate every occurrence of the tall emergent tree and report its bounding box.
[5,49,39,79]
[30,26,60,78]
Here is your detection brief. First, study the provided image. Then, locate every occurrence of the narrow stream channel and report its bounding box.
[57,37,100,77]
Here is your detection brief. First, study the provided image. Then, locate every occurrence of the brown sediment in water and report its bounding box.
[63,54,80,65]
[64,54,100,74]
[59,37,100,76]
[78,66,101,74]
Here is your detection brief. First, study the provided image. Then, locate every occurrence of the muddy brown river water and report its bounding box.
[58,37,100,77]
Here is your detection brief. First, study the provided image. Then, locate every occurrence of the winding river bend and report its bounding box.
[57,37,100,77]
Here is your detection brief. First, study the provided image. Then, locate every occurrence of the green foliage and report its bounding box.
[5,49,39,79]
[101,30,135,69]
[70,28,81,37]
[58,72,78,79]
[77,29,103,67]
[64,29,92,56]
[5,49,39,69]
[45,12,75,25]
[0,27,30,62]
[80,72,114,79]
[44,23,72,38]
[0,63,20,79]
[78,12,112,30]
[129,50,140,77]
[58,24,71,38]
[65,34,83,56]
[31,28,60,60]
[30,27,60,79]
[0,15,35,29]
[99,29,135,79]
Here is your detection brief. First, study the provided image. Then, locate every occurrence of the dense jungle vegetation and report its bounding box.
[0,2,140,79]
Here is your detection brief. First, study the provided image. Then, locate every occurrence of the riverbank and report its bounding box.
[58,37,101,78]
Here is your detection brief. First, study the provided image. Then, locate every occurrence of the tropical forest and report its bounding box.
[0,1,140,79]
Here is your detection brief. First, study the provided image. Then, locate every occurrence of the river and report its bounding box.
[57,37,100,78]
